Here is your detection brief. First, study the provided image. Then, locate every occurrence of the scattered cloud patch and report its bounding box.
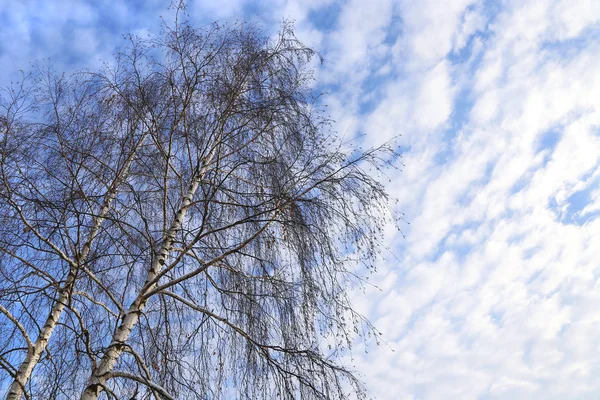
[2,1,600,399]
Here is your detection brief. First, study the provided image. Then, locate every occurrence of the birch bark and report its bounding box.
[79,154,210,400]
[5,133,146,400]
[79,69,249,400]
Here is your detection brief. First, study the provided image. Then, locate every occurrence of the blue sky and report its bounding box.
[2,1,600,399]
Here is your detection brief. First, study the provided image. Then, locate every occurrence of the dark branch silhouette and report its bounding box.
[0,12,398,400]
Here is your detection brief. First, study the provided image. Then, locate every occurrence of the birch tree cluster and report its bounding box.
[0,17,396,400]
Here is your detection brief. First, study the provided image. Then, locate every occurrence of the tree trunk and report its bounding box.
[80,167,205,400]
[6,136,145,400]
[5,272,74,400]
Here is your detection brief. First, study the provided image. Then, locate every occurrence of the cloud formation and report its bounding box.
[2,1,600,399]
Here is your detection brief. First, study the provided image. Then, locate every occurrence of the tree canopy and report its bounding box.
[0,15,397,400]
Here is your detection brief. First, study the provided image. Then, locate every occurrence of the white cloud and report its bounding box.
[2,1,600,399]
[340,1,600,399]
[393,0,479,67]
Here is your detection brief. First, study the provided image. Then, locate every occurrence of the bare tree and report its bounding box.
[1,15,398,400]
[1,51,154,399]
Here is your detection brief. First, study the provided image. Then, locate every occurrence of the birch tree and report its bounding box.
[1,16,398,400]
[1,46,158,399]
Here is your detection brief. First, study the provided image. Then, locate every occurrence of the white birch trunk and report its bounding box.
[5,272,74,400]
[80,174,204,400]
[80,91,235,400]
[5,136,145,400]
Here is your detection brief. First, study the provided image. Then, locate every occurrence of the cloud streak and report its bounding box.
[2,1,600,399]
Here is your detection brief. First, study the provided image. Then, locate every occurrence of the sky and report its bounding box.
[1,0,600,399]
